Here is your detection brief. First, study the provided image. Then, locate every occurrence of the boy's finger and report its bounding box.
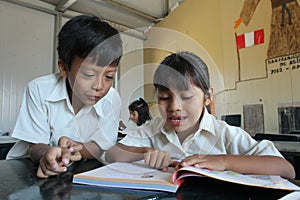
[160,166,169,172]
[144,152,151,166]
[62,158,70,165]
[70,152,82,162]
[155,154,165,169]
[61,149,74,165]
[58,137,69,148]
[180,154,205,166]
[169,160,180,167]
[37,167,49,178]
[37,163,67,178]
[71,144,83,152]
[45,146,64,162]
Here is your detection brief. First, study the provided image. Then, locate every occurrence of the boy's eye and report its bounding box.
[182,95,193,100]
[158,96,169,101]
[105,75,114,80]
[83,73,94,77]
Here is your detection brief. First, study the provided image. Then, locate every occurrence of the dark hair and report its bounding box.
[153,51,210,97]
[57,15,123,71]
[129,98,152,126]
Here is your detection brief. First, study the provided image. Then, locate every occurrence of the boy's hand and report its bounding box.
[176,154,227,171]
[58,136,82,151]
[144,148,171,172]
[58,136,83,162]
[37,146,72,178]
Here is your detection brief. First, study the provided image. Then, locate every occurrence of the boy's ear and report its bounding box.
[204,87,214,106]
[58,60,68,78]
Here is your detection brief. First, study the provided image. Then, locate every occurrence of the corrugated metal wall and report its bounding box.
[0,1,146,135]
[0,1,54,134]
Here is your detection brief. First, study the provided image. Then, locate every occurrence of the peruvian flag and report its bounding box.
[236,29,264,49]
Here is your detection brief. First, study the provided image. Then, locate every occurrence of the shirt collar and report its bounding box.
[45,74,103,117]
[92,87,114,118]
[198,107,217,136]
[46,75,69,102]
[160,119,178,141]
[93,99,105,117]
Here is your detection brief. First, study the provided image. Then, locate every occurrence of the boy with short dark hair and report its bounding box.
[7,15,123,178]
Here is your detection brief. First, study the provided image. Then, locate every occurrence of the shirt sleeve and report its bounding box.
[119,123,157,147]
[8,83,51,159]
[118,120,158,147]
[11,83,51,143]
[245,139,283,157]
[119,132,152,147]
[226,126,283,157]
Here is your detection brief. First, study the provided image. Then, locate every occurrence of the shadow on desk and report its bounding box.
[174,177,291,200]
[0,143,14,159]
[0,136,17,159]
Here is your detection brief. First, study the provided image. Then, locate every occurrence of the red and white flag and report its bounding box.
[235,29,264,50]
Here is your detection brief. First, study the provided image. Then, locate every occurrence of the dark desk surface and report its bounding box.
[0,159,298,200]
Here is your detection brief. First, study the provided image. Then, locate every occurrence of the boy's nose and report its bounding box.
[168,96,182,112]
[93,78,102,91]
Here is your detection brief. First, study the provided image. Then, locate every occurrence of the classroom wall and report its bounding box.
[144,0,300,134]
[0,1,144,134]
[117,36,144,123]
[0,1,54,134]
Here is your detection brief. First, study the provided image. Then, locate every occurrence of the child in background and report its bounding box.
[106,51,295,179]
[118,98,152,138]
[128,98,152,127]
[6,15,123,178]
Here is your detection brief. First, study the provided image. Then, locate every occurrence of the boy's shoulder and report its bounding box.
[26,73,64,97]
[28,73,61,87]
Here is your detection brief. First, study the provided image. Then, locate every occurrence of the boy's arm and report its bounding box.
[105,143,147,163]
[179,154,295,179]
[226,155,295,179]
[80,141,103,159]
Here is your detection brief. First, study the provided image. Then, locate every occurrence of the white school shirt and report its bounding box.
[123,119,151,132]
[6,73,121,160]
[119,108,283,160]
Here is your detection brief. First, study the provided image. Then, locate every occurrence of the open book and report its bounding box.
[73,162,300,193]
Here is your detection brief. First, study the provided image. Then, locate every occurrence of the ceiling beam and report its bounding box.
[103,0,159,22]
[56,0,77,12]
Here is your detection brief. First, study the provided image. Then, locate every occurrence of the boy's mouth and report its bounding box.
[168,116,186,126]
[87,95,101,101]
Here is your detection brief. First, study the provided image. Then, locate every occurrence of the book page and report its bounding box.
[173,166,300,191]
[73,162,178,192]
[106,162,157,174]
[73,162,300,193]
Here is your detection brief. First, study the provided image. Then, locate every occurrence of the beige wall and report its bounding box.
[144,0,223,100]
[118,34,144,122]
[144,0,300,134]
